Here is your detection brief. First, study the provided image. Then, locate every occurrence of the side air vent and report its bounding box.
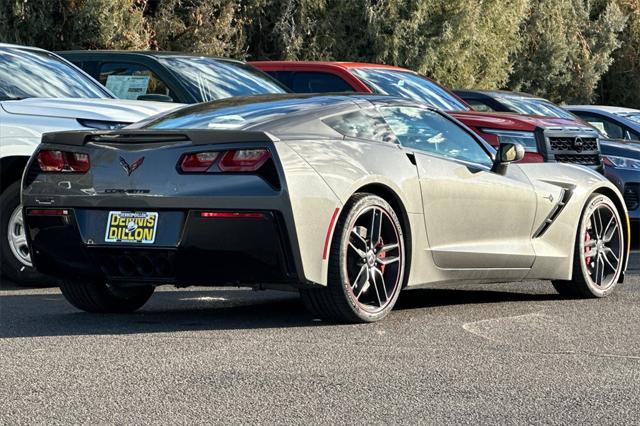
[533,189,573,238]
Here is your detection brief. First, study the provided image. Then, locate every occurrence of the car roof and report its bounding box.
[140,93,423,135]
[566,105,640,114]
[59,50,246,65]
[455,89,542,100]
[0,43,50,53]
[158,92,416,115]
[250,60,415,72]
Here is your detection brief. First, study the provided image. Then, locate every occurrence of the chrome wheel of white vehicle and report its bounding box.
[8,204,32,267]
[1,181,48,286]
[553,193,625,298]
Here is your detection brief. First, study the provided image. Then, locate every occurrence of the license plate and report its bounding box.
[105,211,158,244]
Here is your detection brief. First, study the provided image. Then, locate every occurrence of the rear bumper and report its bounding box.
[25,207,301,286]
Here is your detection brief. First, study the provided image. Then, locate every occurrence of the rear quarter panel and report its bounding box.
[278,138,435,287]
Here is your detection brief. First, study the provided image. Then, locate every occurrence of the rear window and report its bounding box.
[466,99,496,112]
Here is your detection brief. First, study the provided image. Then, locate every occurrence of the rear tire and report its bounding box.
[0,181,51,287]
[552,193,625,298]
[60,281,154,313]
[301,193,406,323]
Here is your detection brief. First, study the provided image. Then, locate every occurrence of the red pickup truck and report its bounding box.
[252,61,601,167]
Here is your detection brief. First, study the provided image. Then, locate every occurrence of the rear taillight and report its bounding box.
[178,149,271,173]
[66,152,90,172]
[179,152,219,172]
[219,149,270,172]
[37,150,90,173]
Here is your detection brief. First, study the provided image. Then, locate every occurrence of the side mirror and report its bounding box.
[492,142,525,174]
[137,94,174,103]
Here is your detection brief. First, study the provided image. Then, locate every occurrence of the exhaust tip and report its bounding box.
[116,255,136,277]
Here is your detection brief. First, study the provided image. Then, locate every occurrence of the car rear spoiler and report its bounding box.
[41,129,275,146]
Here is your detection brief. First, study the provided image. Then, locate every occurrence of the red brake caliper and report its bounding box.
[377,239,386,273]
[584,231,592,268]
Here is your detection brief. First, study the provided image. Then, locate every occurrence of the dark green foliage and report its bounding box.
[0,0,151,50]
[0,0,634,105]
[151,0,246,56]
[508,0,627,104]
[599,0,640,107]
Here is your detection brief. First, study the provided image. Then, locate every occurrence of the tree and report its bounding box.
[246,0,529,89]
[0,0,151,50]
[151,0,247,57]
[360,0,530,89]
[245,0,334,60]
[508,0,626,104]
[599,0,640,107]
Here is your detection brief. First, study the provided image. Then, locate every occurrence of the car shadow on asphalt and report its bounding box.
[395,287,561,311]
[0,287,565,339]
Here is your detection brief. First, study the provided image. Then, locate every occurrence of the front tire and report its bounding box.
[0,181,50,286]
[552,193,625,298]
[60,281,155,313]
[301,193,406,323]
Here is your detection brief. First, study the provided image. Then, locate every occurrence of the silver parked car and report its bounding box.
[22,95,630,322]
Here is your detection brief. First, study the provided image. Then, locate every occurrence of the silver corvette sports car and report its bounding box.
[22,94,630,322]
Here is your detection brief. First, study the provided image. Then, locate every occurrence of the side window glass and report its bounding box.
[601,117,625,139]
[628,129,640,141]
[467,99,496,112]
[323,109,396,143]
[576,112,623,139]
[76,60,100,79]
[380,106,492,167]
[266,71,294,90]
[98,62,174,101]
[290,72,354,93]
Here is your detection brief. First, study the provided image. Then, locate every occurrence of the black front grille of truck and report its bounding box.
[554,154,601,165]
[624,184,640,210]
[544,130,601,167]
[549,137,598,152]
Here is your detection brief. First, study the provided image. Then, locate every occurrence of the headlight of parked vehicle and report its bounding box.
[77,119,129,130]
[480,129,538,152]
[603,155,640,170]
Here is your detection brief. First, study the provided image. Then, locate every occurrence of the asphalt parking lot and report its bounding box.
[1,253,639,424]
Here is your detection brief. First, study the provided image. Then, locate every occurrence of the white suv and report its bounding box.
[0,44,181,285]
